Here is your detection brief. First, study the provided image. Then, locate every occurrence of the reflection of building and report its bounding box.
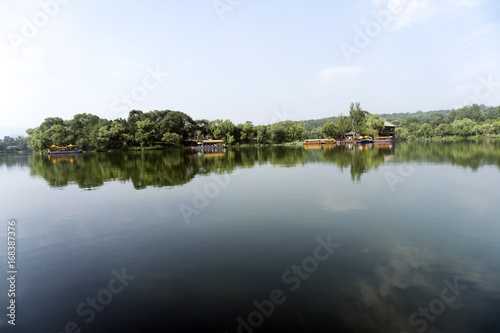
[384,122,396,138]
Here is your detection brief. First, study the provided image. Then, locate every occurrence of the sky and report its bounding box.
[1,0,500,137]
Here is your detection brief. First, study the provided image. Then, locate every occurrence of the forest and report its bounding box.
[0,135,29,153]
[12,103,500,152]
[305,104,500,140]
[24,109,310,152]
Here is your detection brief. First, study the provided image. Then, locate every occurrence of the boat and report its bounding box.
[356,136,374,144]
[321,139,336,145]
[303,139,336,145]
[47,144,82,155]
[194,139,226,150]
[373,136,393,143]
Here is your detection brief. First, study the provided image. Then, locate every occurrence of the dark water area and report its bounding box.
[1,141,499,333]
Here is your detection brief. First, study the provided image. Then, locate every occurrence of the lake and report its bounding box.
[1,141,499,333]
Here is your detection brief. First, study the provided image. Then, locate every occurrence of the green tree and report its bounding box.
[321,122,340,139]
[135,119,156,147]
[491,121,500,134]
[162,132,183,147]
[269,123,287,143]
[309,127,323,139]
[47,124,73,145]
[472,125,483,136]
[395,127,409,139]
[349,102,369,134]
[417,123,432,138]
[335,113,351,139]
[239,121,255,143]
[255,125,268,144]
[26,127,47,151]
[226,134,236,146]
[481,123,492,135]
[283,121,307,141]
[435,123,451,136]
[452,118,475,137]
[428,114,445,127]
[365,114,385,138]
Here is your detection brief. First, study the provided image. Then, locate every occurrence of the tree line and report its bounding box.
[390,105,500,139]
[319,102,390,139]
[304,104,500,140]
[25,110,310,152]
[22,103,500,152]
[0,136,29,153]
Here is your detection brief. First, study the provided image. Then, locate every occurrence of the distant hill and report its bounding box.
[378,109,453,122]
[295,108,456,131]
[294,116,336,132]
[294,105,494,131]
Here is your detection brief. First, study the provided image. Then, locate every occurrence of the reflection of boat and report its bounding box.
[303,144,323,150]
[195,139,226,150]
[358,143,373,150]
[356,136,373,144]
[198,150,225,157]
[48,155,79,163]
[47,144,82,154]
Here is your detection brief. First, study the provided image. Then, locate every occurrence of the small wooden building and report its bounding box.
[384,122,396,138]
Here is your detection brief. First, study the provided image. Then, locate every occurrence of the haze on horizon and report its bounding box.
[1,0,499,137]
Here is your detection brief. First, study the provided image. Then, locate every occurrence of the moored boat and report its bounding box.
[194,139,226,150]
[47,144,82,154]
[373,136,393,143]
[356,136,374,144]
[303,139,336,145]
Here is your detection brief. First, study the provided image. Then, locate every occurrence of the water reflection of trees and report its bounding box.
[322,145,392,181]
[393,141,500,170]
[4,141,498,189]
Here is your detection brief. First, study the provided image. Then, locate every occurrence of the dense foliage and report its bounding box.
[0,136,29,153]
[23,103,500,152]
[319,103,388,139]
[390,105,500,139]
[25,110,309,151]
[302,104,500,140]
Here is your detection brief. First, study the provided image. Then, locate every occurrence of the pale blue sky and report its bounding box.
[1,0,500,136]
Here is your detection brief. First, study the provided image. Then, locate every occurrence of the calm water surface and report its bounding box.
[1,142,499,332]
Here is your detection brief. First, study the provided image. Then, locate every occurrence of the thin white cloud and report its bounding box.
[371,0,486,31]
